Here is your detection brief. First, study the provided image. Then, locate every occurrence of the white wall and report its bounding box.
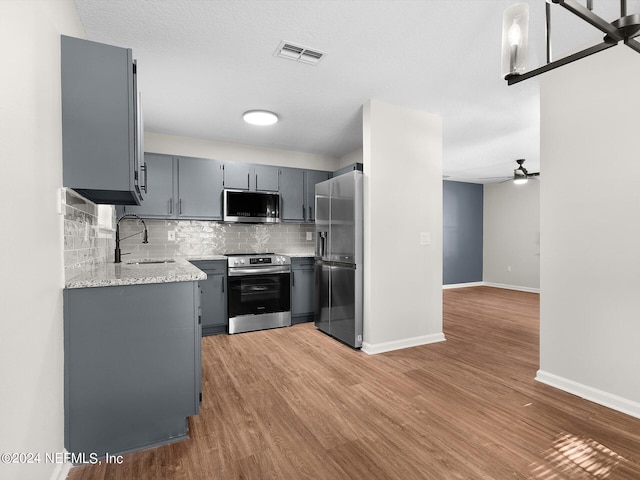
[539,46,640,418]
[362,99,444,354]
[0,2,85,480]
[338,148,363,169]
[145,131,339,171]
[483,180,540,292]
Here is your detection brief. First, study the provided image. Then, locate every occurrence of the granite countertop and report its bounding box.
[65,253,315,289]
[184,255,228,261]
[65,258,207,289]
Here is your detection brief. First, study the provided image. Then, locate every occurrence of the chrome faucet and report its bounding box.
[114,214,149,263]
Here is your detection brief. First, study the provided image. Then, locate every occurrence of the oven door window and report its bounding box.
[228,273,291,317]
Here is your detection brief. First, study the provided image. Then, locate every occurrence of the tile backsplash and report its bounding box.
[117,219,315,260]
[63,189,115,270]
[63,189,315,270]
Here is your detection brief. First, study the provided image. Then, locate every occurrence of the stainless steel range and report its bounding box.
[226,253,291,334]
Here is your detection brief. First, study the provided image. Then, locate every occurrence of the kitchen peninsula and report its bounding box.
[63,259,206,458]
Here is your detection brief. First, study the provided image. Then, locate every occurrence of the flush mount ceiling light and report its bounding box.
[503,0,640,85]
[243,110,278,126]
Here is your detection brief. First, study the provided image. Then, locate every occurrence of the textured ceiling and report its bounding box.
[73,0,638,183]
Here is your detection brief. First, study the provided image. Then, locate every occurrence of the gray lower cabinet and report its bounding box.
[291,257,315,324]
[64,281,201,457]
[191,260,228,335]
[125,154,223,220]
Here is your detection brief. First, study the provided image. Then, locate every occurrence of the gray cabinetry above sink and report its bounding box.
[61,35,144,205]
[125,154,223,220]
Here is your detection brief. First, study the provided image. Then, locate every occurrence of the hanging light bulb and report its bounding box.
[501,4,529,79]
[508,19,522,47]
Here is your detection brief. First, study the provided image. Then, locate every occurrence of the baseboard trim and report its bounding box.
[536,370,640,420]
[49,460,72,480]
[483,282,540,294]
[442,281,484,289]
[362,332,446,355]
[442,281,539,293]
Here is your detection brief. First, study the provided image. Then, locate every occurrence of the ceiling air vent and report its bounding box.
[274,41,325,66]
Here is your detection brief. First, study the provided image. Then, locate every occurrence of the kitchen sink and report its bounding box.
[126,260,176,265]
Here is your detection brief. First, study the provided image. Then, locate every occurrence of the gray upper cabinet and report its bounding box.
[222,162,252,190]
[223,161,279,192]
[125,153,173,217]
[61,35,144,205]
[126,154,222,220]
[254,164,280,191]
[177,157,223,219]
[280,168,305,222]
[333,162,363,178]
[280,168,331,223]
[304,170,332,222]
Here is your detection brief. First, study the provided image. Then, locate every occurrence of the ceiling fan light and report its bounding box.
[513,170,528,184]
[243,110,278,126]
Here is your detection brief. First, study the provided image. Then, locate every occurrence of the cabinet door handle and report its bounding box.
[179,198,183,214]
[302,205,305,220]
[255,173,258,190]
[141,162,148,194]
[221,278,225,293]
[247,173,250,190]
[309,206,312,220]
[169,198,173,214]
[292,271,295,286]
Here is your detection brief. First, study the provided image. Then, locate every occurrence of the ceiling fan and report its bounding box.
[480,159,539,184]
[512,159,539,184]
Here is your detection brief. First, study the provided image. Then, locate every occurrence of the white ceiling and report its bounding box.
[73,0,638,183]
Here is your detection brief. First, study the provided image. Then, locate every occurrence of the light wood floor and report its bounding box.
[68,286,640,479]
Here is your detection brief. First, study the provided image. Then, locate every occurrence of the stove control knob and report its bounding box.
[240,259,245,264]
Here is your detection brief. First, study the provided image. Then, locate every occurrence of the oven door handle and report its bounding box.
[228,266,290,276]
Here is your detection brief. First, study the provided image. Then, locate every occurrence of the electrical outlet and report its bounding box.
[507,265,512,272]
[168,231,176,241]
[420,232,431,246]
[306,231,313,241]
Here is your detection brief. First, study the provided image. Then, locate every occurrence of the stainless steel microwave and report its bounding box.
[223,189,281,223]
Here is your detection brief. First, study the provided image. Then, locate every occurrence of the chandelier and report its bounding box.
[502,0,640,85]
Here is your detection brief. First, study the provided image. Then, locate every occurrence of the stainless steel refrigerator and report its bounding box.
[314,170,363,348]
